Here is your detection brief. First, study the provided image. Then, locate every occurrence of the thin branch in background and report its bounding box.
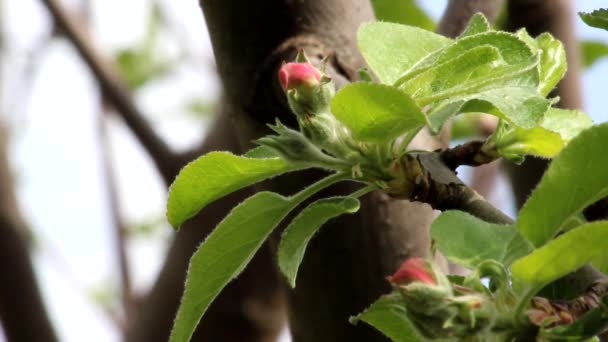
[39,0,178,181]
[97,104,135,332]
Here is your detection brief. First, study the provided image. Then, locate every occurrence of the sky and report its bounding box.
[1,1,607,341]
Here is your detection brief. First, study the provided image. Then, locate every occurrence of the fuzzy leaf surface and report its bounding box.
[331,82,426,142]
[431,211,532,269]
[518,123,608,247]
[167,152,298,228]
[170,192,294,342]
[278,197,360,287]
[357,22,451,84]
[511,221,608,297]
[351,292,423,342]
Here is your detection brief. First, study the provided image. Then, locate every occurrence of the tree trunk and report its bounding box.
[198,1,500,341]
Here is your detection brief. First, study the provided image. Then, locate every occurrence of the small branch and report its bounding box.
[531,280,608,336]
[389,151,512,224]
[98,112,135,329]
[39,0,178,181]
[440,140,498,171]
[561,280,608,319]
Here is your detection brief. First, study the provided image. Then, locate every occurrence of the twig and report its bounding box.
[440,140,498,171]
[98,111,135,328]
[386,151,512,224]
[39,0,178,181]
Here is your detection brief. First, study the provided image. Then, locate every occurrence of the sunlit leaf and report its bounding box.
[511,221,608,297]
[536,33,567,96]
[167,152,299,228]
[459,13,491,37]
[170,192,294,342]
[331,82,426,142]
[495,126,564,161]
[458,86,550,129]
[541,108,593,142]
[517,123,608,247]
[370,0,435,31]
[357,22,451,84]
[399,45,502,101]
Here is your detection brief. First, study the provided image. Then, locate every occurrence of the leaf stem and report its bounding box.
[289,172,350,205]
[349,184,377,198]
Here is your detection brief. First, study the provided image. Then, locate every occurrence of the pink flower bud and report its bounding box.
[279,62,322,91]
[389,257,437,286]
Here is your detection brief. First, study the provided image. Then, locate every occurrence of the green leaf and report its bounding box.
[579,9,608,31]
[399,45,503,102]
[495,126,564,161]
[517,123,608,247]
[431,211,532,269]
[511,221,608,297]
[170,172,347,342]
[357,22,451,84]
[370,0,435,31]
[350,293,423,342]
[459,86,551,129]
[541,108,593,142]
[492,108,592,162]
[536,33,567,96]
[167,152,299,229]
[450,112,483,140]
[391,30,548,133]
[397,31,537,90]
[581,40,608,68]
[278,197,360,288]
[459,13,491,37]
[426,100,466,134]
[437,31,534,66]
[242,146,281,159]
[330,82,426,142]
[170,192,294,342]
[424,83,551,136]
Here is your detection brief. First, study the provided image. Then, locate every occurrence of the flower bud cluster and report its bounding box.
[256,120,347,169]
[388,257,497,339]
[272,53,391,180]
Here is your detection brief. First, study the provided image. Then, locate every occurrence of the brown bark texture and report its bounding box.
[198,1,501,341]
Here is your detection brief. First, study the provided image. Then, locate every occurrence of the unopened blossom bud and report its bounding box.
[389,257,437,286]
[278,58,335,118]
[279,62,322,91]
[256,120,346,169]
